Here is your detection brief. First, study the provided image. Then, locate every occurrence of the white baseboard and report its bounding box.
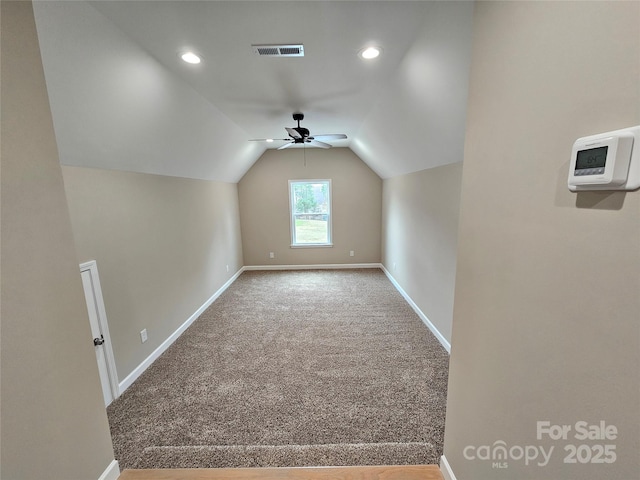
[118,268,244,394]
[97,460,120,480]
[243,263,382,271]
[118,263,449,394]
[380,265,451,354]
[440,455,458,480]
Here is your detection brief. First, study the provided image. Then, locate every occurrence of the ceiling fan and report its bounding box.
[250,113,347,150]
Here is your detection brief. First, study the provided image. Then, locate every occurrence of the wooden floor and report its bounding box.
[118,465,444,480]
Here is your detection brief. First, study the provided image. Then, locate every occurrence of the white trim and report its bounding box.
[243,263,382,271]
[117,262,448,395]
[380,264,451,354]
[79,260,120,403]
[97,459,120,480]
[118,268,244,394]
[440,455,458,480]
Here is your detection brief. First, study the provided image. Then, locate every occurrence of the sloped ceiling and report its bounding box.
[33,1,474,182]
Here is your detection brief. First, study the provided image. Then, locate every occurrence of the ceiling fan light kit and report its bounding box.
[249,112,347,150]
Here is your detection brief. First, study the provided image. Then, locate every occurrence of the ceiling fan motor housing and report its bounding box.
[291,113,308,141]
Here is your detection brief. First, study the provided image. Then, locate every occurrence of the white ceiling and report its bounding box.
[33,1,474,182]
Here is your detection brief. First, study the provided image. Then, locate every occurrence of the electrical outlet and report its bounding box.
[393,262,397,271]
[226,265,229,272]
[349,250,355,257]
[269,252,275,259]
[140,329,148,343]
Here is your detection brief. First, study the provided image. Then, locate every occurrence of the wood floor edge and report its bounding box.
[118,464,444,480]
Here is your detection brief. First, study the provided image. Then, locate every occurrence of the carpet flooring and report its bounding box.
[107,269,449,469]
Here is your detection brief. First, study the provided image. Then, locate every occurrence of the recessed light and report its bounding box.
[266,139,274,143]
[359,46,382,60]
[181,52,201,64]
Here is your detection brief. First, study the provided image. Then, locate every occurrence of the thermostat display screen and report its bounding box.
[575,146,608,170]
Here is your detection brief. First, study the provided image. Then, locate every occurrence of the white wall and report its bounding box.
[352,1,474,178]
[444,2,640,479]
[1,3,116,478]
[33,0,263,182]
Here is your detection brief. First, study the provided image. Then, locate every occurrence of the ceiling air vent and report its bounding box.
[252,44,304,57]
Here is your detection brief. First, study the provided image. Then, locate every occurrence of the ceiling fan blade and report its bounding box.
[277,142,295,150]
[285,127,302,139]
[307,139,332,149]
[248,138,290,142]
[308,134,347,141]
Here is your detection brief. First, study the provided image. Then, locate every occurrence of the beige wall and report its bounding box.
[445,2,640,479]
[33,0,263,183]
[382,163,463,345]
[62,166,244,380]
[0,2,116,479]
[239,148,382,266]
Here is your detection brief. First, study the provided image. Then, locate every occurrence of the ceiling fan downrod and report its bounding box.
[292,112,309,142]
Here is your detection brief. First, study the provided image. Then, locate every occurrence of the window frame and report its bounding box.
[288,179,333,248]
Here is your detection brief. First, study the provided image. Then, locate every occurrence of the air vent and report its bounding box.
[252,44,304,57]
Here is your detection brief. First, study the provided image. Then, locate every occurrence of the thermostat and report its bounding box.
[568,126,639,191]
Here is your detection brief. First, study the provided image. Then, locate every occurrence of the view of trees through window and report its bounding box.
[290,180,331,245]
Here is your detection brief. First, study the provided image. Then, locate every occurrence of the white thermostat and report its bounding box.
[568,126,640,191]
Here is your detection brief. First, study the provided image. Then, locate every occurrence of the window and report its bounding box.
[289,180,332,247]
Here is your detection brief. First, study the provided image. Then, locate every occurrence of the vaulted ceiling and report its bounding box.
[33,1,474,183]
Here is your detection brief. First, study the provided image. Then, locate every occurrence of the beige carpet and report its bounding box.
[107,269,449,469]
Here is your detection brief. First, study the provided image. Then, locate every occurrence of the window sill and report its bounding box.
[290,243,334,249]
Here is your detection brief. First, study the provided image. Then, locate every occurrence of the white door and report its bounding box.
[80,261,119,406]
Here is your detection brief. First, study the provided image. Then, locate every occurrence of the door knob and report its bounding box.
[93,335,105,346]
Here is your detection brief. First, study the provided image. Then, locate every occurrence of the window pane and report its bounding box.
[290,180,331,245]
[292,182,329,214]
[294,215,328,243]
